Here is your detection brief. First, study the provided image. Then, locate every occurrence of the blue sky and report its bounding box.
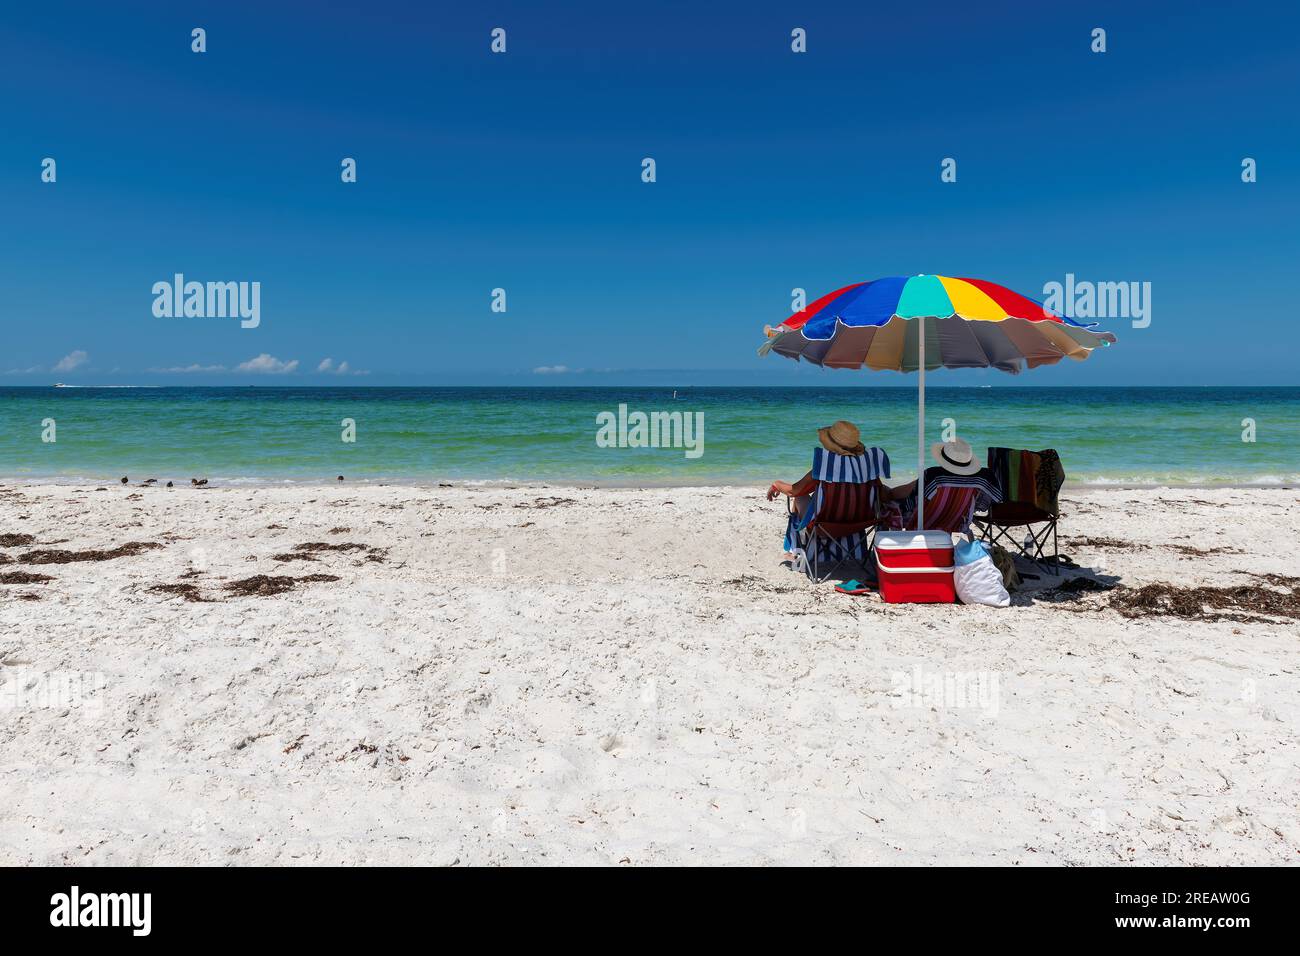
[2,1,1297,385]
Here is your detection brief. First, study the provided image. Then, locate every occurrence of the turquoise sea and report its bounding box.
[0,387,1296,487]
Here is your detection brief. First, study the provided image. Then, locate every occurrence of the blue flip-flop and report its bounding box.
[835,579,874,595]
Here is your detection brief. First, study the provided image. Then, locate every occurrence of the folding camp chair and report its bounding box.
[901,468,1001,536]
[784,447,892,583]
[974,447,1065,574]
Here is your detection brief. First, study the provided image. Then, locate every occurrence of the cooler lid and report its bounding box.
[875,530,954,550]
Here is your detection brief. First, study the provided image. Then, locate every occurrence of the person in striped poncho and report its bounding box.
[891,438,1003,535]
[768,422,915,574]
[766,421,906,517]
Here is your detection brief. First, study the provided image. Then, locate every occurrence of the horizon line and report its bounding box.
[7,383,1297,390]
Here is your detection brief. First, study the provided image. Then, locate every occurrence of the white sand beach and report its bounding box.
[1,481,1297,866]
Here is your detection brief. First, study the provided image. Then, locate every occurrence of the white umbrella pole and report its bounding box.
[917,321,925,531]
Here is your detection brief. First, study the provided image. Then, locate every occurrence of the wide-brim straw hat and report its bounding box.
[930,437,981,476]
[818,420,866,457]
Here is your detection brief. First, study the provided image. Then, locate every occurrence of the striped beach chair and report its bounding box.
[784,446,892,582]
[902,467,1002,536]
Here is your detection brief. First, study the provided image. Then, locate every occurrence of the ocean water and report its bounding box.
[1,386,1296,487]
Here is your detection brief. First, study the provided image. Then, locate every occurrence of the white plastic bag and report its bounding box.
[953,539,1010,608]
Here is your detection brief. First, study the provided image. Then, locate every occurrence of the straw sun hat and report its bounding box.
[817,420,866,457]
[930,437,981,476]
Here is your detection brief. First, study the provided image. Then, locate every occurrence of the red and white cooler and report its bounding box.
[874,531,956,604]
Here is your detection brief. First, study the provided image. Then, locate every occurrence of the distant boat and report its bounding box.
[53,383,66,387]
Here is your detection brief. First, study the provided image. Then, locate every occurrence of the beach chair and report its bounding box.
[974,447,1065,574]
[902,468,1002,536]
[784,447,892,583]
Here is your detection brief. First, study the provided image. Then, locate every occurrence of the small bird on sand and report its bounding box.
[166,481,173,488]
[337,475,344,481]
[120,476,128,484]
[196,478,208,487]
[143,478,157,485]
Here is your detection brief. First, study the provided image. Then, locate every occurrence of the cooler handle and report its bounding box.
[880,565,955,574]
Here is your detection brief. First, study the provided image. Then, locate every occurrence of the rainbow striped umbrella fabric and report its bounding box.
[760,274,1116,374]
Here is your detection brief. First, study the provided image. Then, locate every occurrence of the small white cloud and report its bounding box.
[236,353,299,374]
[317,358,353,374]
[3,366,44,376]
[53,350,88,372]
[533,365,569,375]
[150,363,227,373]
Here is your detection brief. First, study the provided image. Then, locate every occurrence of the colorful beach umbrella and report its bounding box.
[759,274,1117,528]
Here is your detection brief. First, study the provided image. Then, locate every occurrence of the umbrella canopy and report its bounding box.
[760,274,1116,373]
[759,274,1116,530]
